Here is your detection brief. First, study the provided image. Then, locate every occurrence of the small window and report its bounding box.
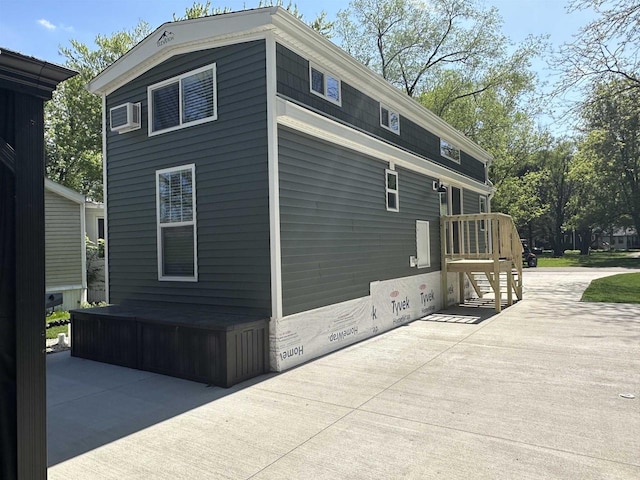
[479,195,487,231]
[440,139,461,163]
[148,64,217,135]
[386,169,399,212]
[416,220,431,268]
[439,186,448,216]
[309,65,341,105]
[156,164,197,281]
[97,218,105,240]
[380,104,400,134]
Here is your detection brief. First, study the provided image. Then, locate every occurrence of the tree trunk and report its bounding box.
[577,228,591,255]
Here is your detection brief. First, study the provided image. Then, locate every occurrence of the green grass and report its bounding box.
[46,310,70,340]
[536,251,640,268]
[581,272,640,303]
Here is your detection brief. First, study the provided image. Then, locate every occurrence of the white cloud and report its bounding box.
[37,19,56,31]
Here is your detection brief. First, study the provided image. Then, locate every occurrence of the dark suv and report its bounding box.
[521,240,537,267]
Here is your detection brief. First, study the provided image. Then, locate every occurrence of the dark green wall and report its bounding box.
[276,43,487,183]
[106,41,270,315]
[279,127,441,316]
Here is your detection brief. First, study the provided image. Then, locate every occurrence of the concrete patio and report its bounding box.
[48,268,640,479]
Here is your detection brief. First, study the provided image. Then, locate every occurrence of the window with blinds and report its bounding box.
[148,64,217,135]
[156,164,197,281]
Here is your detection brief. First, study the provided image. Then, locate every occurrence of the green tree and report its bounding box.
[335,0,544,99]
[567,134,623,253]
[535,140,577,256]
[556,0,640,99]
[578,79,640,239]
[45,22,151,200]
[174,1,334,37]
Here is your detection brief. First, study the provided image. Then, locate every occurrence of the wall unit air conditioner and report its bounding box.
[110,102,141,133]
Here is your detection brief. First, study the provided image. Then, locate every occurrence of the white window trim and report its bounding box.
[156,164,198,282]
[380,104,400,135]
[440,138,461,164]
[148,63,217,136]
[309,63,342,106]
[385,168,399,212]
[416,220,431,268]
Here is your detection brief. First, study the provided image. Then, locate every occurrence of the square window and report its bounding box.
[440,139,461,163]
[380,104,400,134]
[149,64,217,135]
[309,64,341,105]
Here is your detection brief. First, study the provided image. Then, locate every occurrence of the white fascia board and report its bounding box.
[276,98,492,196]
[87,7,279,95]
[44,178,85,204]
[270,12,494,166]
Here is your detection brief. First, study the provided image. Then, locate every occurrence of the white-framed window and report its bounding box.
[386,169,399,212]
[380,104,400,134]
[156,164,198,281]
[479,195,488,231]
[148,63,217,136]
[440,138,461,163]
[416,220,431,268]
[309,64,341,105]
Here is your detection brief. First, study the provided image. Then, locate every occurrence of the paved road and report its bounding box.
[48,268,640,479]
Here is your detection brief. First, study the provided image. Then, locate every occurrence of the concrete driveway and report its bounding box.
[47,268,640,479]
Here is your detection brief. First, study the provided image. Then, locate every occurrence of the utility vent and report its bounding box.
[110,102,141,133]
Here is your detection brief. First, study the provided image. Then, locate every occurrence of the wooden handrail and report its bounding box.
[440,213,523,262]
[440,213,523,313]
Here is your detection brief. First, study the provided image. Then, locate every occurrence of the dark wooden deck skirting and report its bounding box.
[70,302,269,388]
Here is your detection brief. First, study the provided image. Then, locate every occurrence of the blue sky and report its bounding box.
[1,0,595,131]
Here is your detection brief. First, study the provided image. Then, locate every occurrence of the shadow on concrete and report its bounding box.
[419,298,510,324]
[46,352,275,466]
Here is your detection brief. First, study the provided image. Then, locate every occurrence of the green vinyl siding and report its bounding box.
[276,43,486,183]
[105,41,270,315]
[279,127,441,316]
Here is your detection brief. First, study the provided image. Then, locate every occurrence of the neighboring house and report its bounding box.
[85,200,105,245]
[85,7,495,374]
[594,228,640,250]
[44,179,87,311]
[84,201,106,303]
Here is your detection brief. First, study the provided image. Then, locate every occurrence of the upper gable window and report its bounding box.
[440,139,461,163]
[380,104,400,134]
[148,63,217,136]
[309,65,341,105]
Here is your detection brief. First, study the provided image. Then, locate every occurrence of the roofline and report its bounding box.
[87,7,493,164]
[45,178,85,204]
[0,47,76,99]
